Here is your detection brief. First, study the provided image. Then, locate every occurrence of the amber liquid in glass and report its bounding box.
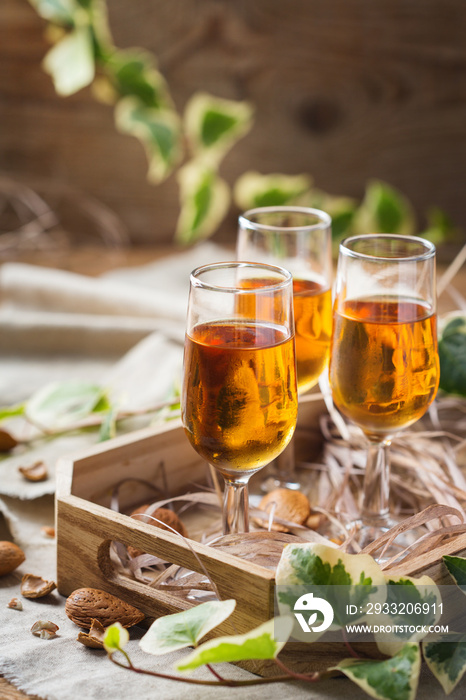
[236,277,332,393]
[330,297,439,436]
[182,321,297,478]
[293,279,332,393]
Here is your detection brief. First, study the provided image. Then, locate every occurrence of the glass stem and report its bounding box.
[222,478,249,535]
[273,436,301,490]
[361,438,391,526]
[275,438,296,478]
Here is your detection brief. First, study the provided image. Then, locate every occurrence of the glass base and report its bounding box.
[347,515,422,564]
[260,474,303,493]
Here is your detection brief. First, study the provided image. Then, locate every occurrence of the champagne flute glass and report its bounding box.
[181,261,298,535]
[237,206,333,491]
[329,234,439,551]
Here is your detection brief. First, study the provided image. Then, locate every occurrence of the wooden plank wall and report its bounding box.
[1,0,465,247]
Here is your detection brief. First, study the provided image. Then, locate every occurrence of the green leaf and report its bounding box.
[438,316,466,397]
[444,555,466,589]
[175,616,293,673]
[99,405,117,442]
[424,635,466,695]
[374,574,441,657]
[106,49,172,109]
[42,26,95,95]
[28,0,78,25]
[184,92,253,162]
[421,207,460,246]
[25,380,105,430]
[334,643,421,700]
[276,543,385,641]
[233,172,312,210]
[355,180,416,236]
[103,622,129,653]
[140,600,236,656]
[175,161,230,245]
[115,97,183,183]
[330,206,356,240]
[0,403,25,421]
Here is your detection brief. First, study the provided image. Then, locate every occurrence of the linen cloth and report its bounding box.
[0,243,461,699]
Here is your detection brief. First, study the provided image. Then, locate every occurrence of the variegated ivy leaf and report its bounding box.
[438,321,466,398]
[421,206,460,247]
[443,555,466,590]
[106,49,173,110]
[25,379,107,430]
[0,403,25,421]
[103,622,129,653]
[374,574,441,657]
[99,404,118,442]
[140,600,236,656]
[424,635,466,695]
[115,98,183,183]
[42,25,95,95]
[28,0,78,26]
[333,643,421,700]
[354,180,416,236]
[175,161,230,245]
[275,543,385,642]
[184,92,254,162]
[233,172,312,210]
[176,616,293,674]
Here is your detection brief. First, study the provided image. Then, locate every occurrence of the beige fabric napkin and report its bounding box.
[0,242,234,355]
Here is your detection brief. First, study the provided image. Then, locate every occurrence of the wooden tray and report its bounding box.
[55,396,466,669]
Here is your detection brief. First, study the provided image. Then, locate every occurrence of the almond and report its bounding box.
[31,620,59,639]
[0,541,25,576]
[0,428,18,452]
[305,512,323,530]
[65,587,145,629]
[41,526,56,538]
[19,461,48,482]
[77,618,106,648]
[258,488,311,532]
[21,574,56,598]
[128,505,188,557]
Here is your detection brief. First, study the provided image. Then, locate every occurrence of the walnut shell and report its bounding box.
[65,588,145,629]
[21,574,56,598]
[0,541,25,576]
[258,488,311,532]
[128,505,188,557]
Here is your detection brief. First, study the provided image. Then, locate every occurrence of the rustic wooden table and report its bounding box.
[1,244,465,699]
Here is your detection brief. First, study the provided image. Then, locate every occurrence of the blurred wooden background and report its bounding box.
[1,0,466,248]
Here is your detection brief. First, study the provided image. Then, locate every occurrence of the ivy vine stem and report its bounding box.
[273,656,321,682]
[108,650,315,687]
[341,628,361,659]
